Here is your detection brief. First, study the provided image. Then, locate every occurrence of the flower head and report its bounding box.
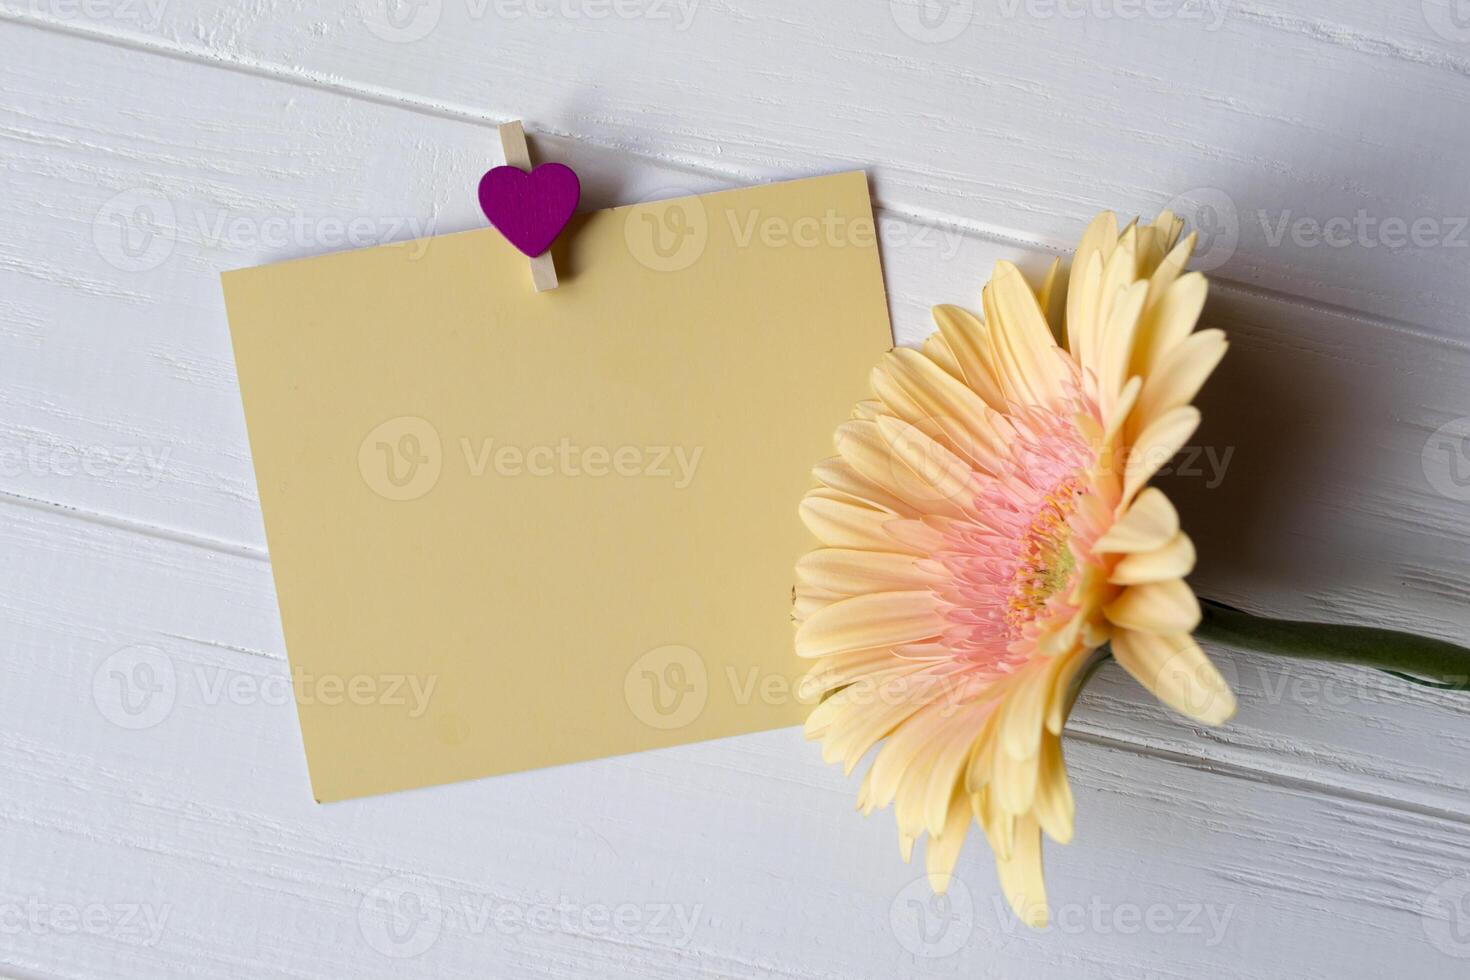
[795,211,1235,927]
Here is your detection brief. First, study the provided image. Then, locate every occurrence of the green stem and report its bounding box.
[1195,598,1470,691]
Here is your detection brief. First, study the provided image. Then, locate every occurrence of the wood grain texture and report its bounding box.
[6,0,1470,335]
[1,3,1468,977]
[2,501,1466,979]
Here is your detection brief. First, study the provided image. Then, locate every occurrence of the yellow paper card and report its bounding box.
[222,171,892,802]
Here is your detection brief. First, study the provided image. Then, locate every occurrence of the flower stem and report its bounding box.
[1194,598,1470,691]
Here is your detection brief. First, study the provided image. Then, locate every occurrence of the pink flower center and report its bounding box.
[1005,476,1083,636]
[930,392,1100,668]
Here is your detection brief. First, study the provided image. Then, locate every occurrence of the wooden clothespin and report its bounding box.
[477,121,581,293]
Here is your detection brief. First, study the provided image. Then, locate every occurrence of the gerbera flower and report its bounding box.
[794,210,1235,928]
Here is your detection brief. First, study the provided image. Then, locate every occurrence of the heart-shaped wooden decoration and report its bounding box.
[477,163,581,258]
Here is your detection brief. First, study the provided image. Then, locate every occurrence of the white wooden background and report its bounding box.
[3,1,1470,976]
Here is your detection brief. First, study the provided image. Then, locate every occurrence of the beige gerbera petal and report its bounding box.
[1110,630,1237,725]
[985,261,1066,407]
[796,548,933,595]
[1109,532,1196,584]
[1132,231,1193,369]
[994,814,1048,928]
[932,304,1007,412]
[868,700,980,810]
[963,708,1001,794]
[977,787,1013,861]
[895,747,934,844]
[798,489,906,552]
[921,332,963,382]
[1066,213,1120,362]
[1032,733,1075,844]
[1104,579,1203,634]
[1092,225,1139,360]
[922,718,983,835]
[837,420,971,519]
[1136,210,1182,277]
[1092,487,1179,553]
[1035,256,1066,345]
[878,347,1010,466]
[1102,375,1142,446]
[812,457,917,517]
[1123,405,1200,501]
[926,788,975,891]
[1065,251,1105,369]
[875,416,986,519]
[1073,211,1121,271]
[882,516,951,555]
[829,672,961,773]
[1045,650,1097,734]
[803,662,938,743]
[792,590,832,623]
[999,658,1062,760]
[993,730,1041,816]
[800,647,905,697]
[1038,608,1084,657]
[795,590,943,659]
[1095,279,1148,417]
[1131,269,1207,376]
[1132,329,1227,434]
[861,394,994,490]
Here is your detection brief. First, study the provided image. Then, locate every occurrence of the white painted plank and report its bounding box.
[2,501,1468,979]
[5,1,1470,337]
[2,22,1470,822]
